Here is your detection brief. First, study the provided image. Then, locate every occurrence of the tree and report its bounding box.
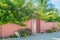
[0,0,34,25]
[33,0,59,22]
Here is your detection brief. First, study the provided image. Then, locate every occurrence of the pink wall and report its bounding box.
[0,19,32,38]
[0,25,2,38]
[0,19,59,37]
[40,20,59,32]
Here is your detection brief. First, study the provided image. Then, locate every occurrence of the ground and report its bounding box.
[1,32,60,40]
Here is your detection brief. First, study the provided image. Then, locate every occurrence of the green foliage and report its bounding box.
[18,28,32,38]
[24,28,32,35]
[18,29,28,38]
[46,11,58,22]
[52,27,58,32]
[46,27,58,33]
[33,0,60,22]
[57,22,60,27]
[45,29,52,33]
[56,16,60,22]
[0,0,60,25]
[0,0,34,25]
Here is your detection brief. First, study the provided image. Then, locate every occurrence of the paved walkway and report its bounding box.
[1,32,60,40]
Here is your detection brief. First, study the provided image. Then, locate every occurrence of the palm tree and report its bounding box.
[32,0,59,21]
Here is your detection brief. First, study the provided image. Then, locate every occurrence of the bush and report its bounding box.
[52,27,58,32]
[18,28,32,38]
[45,27,58,33]
[45,29,52,33]
[24,28,32,35]
[18,29,28,38]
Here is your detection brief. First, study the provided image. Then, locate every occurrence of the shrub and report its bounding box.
[0,37,2,39]
[18,28,32,38]
[0,0,33,25]
[52,27,58,32]
[18,29,28,38]
[45,29,52,33]
[24,28,32,35]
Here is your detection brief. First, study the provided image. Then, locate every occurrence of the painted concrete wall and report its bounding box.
[0,19,32,37]
[0,19,60,37]
[40,20,59,32]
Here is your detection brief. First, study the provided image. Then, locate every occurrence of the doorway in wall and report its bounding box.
[36,20,40,33]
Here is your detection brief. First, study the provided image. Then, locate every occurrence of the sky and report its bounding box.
[50,0,60,10]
